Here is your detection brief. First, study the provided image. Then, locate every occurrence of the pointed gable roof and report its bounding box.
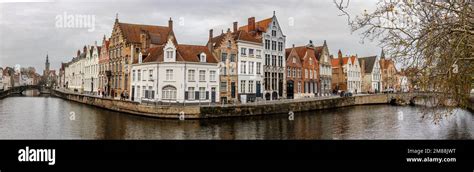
[285,47,302,68]
[359,56,377,73]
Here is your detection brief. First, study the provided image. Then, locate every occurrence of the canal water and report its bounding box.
[0,93,473,139]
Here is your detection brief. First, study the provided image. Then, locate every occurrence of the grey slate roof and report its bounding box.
[358,56,377,74]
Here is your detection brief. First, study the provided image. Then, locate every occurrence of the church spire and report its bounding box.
[46,53,49,64]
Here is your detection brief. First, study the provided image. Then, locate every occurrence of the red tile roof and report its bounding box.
[233,30,262,43]
[118,22,171,45]
[137,44,217,64]
[238,17,273,33]
[331,58,341,67]
[177,44,218,63]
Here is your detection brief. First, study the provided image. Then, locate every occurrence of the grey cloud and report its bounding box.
[0,0,380,73]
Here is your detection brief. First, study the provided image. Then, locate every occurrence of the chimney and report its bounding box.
[209,29,213,41]
[248,17,256,32]
[77,50,80,57]
[338,49,342,58]
[83,46,87,54]
[233,22,238,32]
[292,44,295,48]
[208,29,214,52]
[168,17,173,30]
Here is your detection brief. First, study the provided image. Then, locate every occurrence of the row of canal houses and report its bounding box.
[59,12,404,104]
[0,66,43,91]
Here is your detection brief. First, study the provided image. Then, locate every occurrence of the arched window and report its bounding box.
[162,85,177,100]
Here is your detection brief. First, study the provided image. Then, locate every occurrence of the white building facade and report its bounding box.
[371,58,382,93]
[345,56,362,93]
[83,44,100,95]
[65,49,86,92]
[130,37,220,104]
[236,32,264,103]
[239,12,286,100]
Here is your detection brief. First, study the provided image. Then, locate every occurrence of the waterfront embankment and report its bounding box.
[51,89,420,119]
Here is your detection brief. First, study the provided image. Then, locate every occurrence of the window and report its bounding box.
[293,57,296,64]
[132,70,136,81]
[188,70,195,81]
[188,87,195,100]
[220,82,227,92]
[241,80,246,93]
[272,55,276,66]
[137,70,141,81]
[310,69,313,79]
[199,70,206,81]
[222,66,227,75]
[256,62,261,75]
[271,41,276,50]
[166,69,173,81]
[162,85,177,100]
[249,62,254,75]
[137,86,140,98]
[278,42,283,52]
[142,70,146,81]
[166,50,174,59]
[278,56,283,67]
[249,49,254,57]
[272,30,276,36]
[230,54,236,62]
[287,68,291,77]
[298,82,301,93]
[256,50,261,58]
[221,53,227,62]
[305,69,308,78]
[142,86,146,98]
[145,86,154,99]
[249,81,254,93]
[210,71,216,81]
[241,61,246,74]
[265,40,270,50]
[149,70,153,81]
[199,87,206,100]
[241,48,247,56]
[227,40,231,48]
[265,54,270,66]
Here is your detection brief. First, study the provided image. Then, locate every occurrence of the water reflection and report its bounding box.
[0,97,472,139]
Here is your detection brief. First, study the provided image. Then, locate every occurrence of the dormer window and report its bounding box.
[200,53,206,62]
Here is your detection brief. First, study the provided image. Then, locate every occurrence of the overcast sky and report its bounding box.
[0,0,380,73]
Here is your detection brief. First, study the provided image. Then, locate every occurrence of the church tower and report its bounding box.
[45,54,50,74]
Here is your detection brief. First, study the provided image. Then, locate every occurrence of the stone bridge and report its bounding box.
[0,85,49,98]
